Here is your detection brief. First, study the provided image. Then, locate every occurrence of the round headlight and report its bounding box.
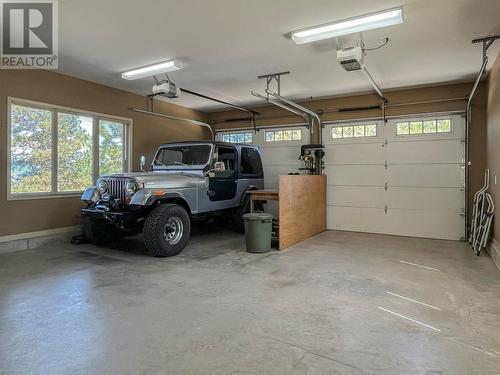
[125,180,138,196]
[97,179,108,194]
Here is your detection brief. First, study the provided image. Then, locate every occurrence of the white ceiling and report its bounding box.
[58,0,500,111]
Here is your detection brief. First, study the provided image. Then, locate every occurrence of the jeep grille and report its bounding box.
[107,178,127,203]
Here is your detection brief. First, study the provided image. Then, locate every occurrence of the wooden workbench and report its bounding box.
[249,175,327,251]
[249,190,279,212]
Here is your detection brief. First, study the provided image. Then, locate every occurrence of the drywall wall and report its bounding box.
[208,81,487,225]
[0,69,210,237]
[487,53,500,247]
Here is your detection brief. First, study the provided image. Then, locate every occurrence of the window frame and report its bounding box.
[152,144,212,170]
[330,123,378,140]
[221,131,253,144]
[7,97,133,200]
[264,128,303,143]
[394,117,453,137]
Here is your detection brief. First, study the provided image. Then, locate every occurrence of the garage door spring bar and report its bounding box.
[251,71,323,144]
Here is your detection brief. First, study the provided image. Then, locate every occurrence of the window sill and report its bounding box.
[7,192,83,201]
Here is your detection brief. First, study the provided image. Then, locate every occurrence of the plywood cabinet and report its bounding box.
[278,175,327,250]
[249,175,327,250]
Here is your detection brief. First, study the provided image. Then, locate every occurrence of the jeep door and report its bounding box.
[207,145,238,201]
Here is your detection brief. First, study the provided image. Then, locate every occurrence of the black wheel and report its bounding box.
[83,217,123,246]
[143,204,191,257]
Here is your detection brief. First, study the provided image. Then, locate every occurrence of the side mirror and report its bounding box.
[140,155,146,171]
[204,161,225,177]
[214,161,225,172]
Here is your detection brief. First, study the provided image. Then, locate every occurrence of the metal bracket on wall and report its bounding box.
[251,71,323,143]
[257,71,290,97]
[472,35,500,64]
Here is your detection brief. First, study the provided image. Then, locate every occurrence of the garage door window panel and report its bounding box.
[396,118,452,136]
[264,129,302,143]
[221,132,253,143]
[437,119,452,133]
[423,120,437,133]
[330,124,378,140]
[409,121,423,134]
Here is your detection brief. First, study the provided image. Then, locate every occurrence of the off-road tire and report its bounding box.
[143,204,191,257]
[83,217,123,246]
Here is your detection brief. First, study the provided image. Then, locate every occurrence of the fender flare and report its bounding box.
[130,190,194,214]
[240,185,260,206]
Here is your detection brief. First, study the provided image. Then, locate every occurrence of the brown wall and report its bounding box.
[0,70,210,237]
[487,54,500,242]
[208,82,487,224]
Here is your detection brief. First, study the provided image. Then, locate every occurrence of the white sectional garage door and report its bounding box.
[217,126,310,189]
[323,114,465,240]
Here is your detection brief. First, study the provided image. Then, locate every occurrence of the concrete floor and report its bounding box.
[1,226,499,375]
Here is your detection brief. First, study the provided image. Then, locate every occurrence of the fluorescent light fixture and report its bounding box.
[121,59,183,80]
[291,7,403,45]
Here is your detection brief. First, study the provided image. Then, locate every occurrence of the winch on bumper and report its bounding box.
[82,206,145,229]
[81,183,147,228]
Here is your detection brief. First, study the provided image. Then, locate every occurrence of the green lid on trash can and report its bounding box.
[243,212,273,221]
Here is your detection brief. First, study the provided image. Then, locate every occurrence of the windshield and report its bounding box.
[154,145,211,168]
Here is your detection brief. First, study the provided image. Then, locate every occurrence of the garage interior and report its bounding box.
[1,1,500,374]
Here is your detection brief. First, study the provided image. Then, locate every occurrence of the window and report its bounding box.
[331,124,377,139]
[8,99,131,198]
[216,147,237,175]
[265,129,302,142]
[57,113,93,192]
[221,132,253,143]
[99,120,126,176]
[396,118,452,136]
[240,147,263,176]
[154,145,211,168]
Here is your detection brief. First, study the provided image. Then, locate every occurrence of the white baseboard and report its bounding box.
[0,226,81,254]
[487,238,500,272]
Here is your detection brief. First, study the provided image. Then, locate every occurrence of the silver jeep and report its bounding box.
[81,141,264,256]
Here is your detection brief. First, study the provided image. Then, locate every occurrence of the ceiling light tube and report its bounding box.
[291,7,403,45]
[122,60,183,80]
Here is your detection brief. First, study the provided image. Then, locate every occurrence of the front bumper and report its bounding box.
[81,205,145,227]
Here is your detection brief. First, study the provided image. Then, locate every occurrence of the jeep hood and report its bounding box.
[103,171,202,188]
